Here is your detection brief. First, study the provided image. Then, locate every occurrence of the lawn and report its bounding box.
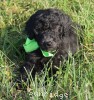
[0,0,94,100]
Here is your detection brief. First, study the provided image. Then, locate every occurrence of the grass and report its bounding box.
[0,0,94,100]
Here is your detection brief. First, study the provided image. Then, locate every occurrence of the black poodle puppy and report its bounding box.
[20,8,80,80]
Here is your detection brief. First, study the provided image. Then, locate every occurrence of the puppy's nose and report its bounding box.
[43,41,52,47]
[46,41,52,46]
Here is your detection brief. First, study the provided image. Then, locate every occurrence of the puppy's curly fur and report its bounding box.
[20,8,80,80]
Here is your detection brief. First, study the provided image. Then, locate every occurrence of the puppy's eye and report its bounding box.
[44,23,49,29]
[59,32,64,39]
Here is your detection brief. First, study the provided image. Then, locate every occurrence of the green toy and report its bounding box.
[23,37,55,57]
[23,38,39,52]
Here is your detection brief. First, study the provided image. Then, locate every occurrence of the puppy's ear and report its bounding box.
[25,10,44,40]
[59,25,65,39]
[25,15,35,39]
[60,14,72,37]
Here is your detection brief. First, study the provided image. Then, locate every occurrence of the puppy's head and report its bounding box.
[25,9,71,51]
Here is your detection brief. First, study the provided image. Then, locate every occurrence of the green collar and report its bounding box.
[23,38,55,57]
